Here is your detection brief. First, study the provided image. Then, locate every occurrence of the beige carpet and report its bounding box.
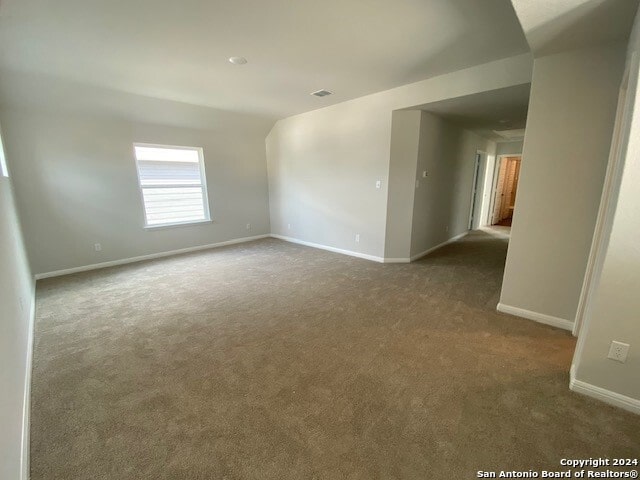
[31,232,640,479]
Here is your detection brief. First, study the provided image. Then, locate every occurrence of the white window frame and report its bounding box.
[133,143,212,229]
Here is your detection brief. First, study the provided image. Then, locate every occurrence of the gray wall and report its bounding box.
[267,94,392,259]
[0,74,274,275]
[384,110,422,259]
[267,54,532,260]
[572,9,640,403]
[499,44,626,323]
[410,112,495,258]
[0,126,34,479]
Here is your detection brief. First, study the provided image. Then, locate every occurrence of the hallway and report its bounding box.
[31,233,640,479]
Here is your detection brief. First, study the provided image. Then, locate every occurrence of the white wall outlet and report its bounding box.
[94,243,102,252]
[287,223,291,230]
[246,223,251,230]
[607,341,630,363]
[415,179,420,188]
[375,180,381,189]
[355,233,360,243]
[422,170,428,178]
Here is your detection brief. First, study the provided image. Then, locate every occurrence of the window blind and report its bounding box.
[134,145,210,227]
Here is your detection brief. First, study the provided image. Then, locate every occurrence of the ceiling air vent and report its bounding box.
[311,89,332,97]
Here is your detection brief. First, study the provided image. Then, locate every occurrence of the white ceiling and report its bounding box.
[419,84,531,141]
[511,0,639,56]
[0,0,530,119]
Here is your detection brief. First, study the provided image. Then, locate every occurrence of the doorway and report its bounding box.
[469,153,483,229]
[490,155,521,227]
[468,151,494,230]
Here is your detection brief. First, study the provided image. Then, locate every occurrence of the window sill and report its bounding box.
[144,219,212,230]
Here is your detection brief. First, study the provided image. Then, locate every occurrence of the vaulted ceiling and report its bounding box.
[0,0,530,118]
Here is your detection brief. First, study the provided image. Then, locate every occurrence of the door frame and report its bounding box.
[468,152,483,229]
[469,150,494,230]
[489,153,522,226]
[572,56,634,338]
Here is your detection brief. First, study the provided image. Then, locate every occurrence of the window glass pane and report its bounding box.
[142,187,206,225]
[134,146,199,163]
[137,160,202,186]
[133,144,209,227]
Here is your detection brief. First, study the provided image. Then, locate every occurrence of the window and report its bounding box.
[133,144,211,228]
[0,124,8,178]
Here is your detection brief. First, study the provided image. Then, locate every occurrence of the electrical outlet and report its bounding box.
[246,223,251,230]
[375,180,381,189]
[94,243,102,252]
[607,341,630,363]
[287,223,291,230]
[355,234,360,243]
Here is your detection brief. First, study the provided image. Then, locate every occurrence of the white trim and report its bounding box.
[469,150,492,230]
[21,286,36,480]
[132,143,212,229]
[144,219,212,230]
[468,152,483,230]
[34,234,270,280]
[270,231,470,264]
[489,154,522,226]
[383,258,410,264]
[489,155,507,226]
[496,302,573,331]
[410,231,469,261]
[270,234,385,263]
[0,122,9,178]
[573,59,635,338]
[570,376,640,415]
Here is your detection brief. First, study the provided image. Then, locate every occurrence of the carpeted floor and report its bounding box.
[31,232,640,479]
[495,217,513,227]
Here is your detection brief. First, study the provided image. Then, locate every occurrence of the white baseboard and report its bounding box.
[410,231,469,262]
[383,258,410,263]
[34,234,270,280]
[496,303,573,331]
[34,229,472,280]
[21,285,36,480]
[270,231,470,264]
[570,376,640,415]
[270,234,385,263]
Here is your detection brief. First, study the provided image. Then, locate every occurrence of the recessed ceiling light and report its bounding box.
[228,56,247,65]
[311,89,332,97]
